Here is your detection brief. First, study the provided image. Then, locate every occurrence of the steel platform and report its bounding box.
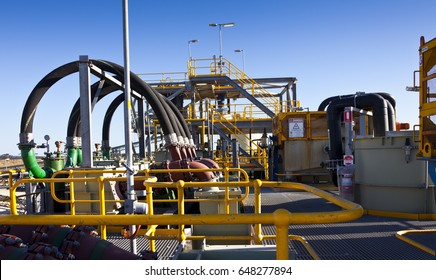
[107,187,436,260]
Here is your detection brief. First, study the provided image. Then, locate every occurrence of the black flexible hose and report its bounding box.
[21,61,79,133]
[92,60,175,138]
[163,94,193,140]
[102,93,125,144]
[67,81,119,138]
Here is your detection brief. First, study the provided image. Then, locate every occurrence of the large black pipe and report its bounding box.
[327,93,389,161]
[372,92,396,109]
[318,94,355,111]
[318,92,396,112]
[319,92,396,131]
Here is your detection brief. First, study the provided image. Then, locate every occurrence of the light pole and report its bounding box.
[209,22,235,72]
[234,49,245,73]
[188,39,199,61]
[5,158,9,170]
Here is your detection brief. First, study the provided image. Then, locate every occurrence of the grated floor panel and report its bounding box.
[106,234,180,260]
[243,188,436,260]
[108,188,436,260]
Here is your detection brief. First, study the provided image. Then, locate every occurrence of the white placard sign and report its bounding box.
[288,118,305,138]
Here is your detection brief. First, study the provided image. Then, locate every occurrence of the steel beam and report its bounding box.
[88,64,142,99]
[191,76,275,117]
[79,55,93,168]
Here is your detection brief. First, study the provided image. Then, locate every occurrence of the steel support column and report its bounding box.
[79,55,93,168]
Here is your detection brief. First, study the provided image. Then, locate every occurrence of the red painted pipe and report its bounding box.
[168,145,182,161]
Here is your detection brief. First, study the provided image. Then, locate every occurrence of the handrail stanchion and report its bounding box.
[177,180,186,241]
[224,167,230,214]
[144,176,156,252]
[274,209,291,260]
[9,173,18,215]
[253,179,263,244]
[98,176,107,240]
[68,169,76,215]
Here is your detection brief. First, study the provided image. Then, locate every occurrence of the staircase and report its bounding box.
[212,58,289,114]
[211,108,268,177]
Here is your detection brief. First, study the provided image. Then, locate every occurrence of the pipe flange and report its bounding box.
[18,132,35,147]
[66,136,82,148]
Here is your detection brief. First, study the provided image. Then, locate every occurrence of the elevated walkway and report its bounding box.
[104,188,436,260]
[138,57,298,176]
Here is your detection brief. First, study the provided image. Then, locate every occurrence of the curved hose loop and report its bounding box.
[101,93,125,149]
[93,59,175,138]
[20,59,175,176]
[20,58,218,177]
[66,80,121,167]
[21,61,79,134]
[20,61,79,177]
[67,77,121,138]
[327,92,389,162]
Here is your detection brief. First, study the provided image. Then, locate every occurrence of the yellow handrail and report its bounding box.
[5,168,364,260]
[211,106,269,176]
[396,229,436,256]
[188,57,288,114]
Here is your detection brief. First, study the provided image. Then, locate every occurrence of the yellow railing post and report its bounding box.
[98,176,107,240]
[224,167,230,214]
[9,171,17,215]
[274,209,291,260]
[253,179,263,244]
[144,175,157,252]
[177,180,186,242]
[68,169,76,215]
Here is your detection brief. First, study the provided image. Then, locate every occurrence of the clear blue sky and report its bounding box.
[1,0,435,155]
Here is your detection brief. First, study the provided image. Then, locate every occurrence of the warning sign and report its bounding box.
[288,118,305,138]
[343,155,354,165]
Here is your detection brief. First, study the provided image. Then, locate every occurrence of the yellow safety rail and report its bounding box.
[418,36,436,158]
[396,229,436,256]
[137,71,188,85]
[188,57,294,114]
[190,101,274,121]
[4,167,364,260]
[140,179,363,259]
[211,105,269,176]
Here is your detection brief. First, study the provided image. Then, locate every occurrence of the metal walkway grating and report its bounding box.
[243,188,436,260]
[107,188,435,260]
[106,234,180,260]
